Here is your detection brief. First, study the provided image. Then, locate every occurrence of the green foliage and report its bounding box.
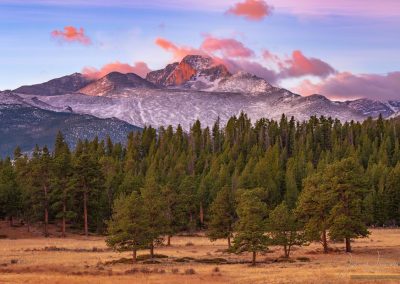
[206,186,236,247]
[232,188,269,265]
[268,202,306,258]
[141,173,168,249]
[106,192,151,261]
[326,158,370,252]
[0,158,21,222]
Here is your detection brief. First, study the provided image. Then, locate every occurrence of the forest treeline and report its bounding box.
[0,113,400,264]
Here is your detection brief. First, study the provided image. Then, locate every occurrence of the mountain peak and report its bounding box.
[181,54,214,70]
[13,73,93,96]
[146,54,231,88]
[79,71,157,96]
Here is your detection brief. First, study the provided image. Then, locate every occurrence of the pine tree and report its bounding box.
[72,151,104,236]
[206,186,236,248]
[285,158,298,209]
[327,158,370,252]
[51,132,73,237]
[141,173,168,258]
[233,188,269,266]
[268,202,306,258]
[0,157,21,226]
[296,171,333,253]
[386,163,400,225]
[106,192,151,264]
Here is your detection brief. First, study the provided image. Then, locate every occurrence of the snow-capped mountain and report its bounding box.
[80,72,157,96]
[146,55,230,90]
[4,54,400,150]
[14,85,364,131]
[13,72,93,96]
[343,99,400,118]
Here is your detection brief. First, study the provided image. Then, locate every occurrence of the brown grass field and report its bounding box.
[0,222,399,283]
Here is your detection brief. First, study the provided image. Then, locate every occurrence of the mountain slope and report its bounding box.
[0,92,140,157]
[23,87,364,131]
[79,72,157,96]
[343,99,399,118]
[13,73,93,96]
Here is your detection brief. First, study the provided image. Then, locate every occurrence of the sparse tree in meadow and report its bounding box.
[327,158,369,253]
[268,202,306,258]
[232,188,269,266]
[296,171,333,253]
[141,172,168,258]
[207,186,236,248]
[106,192,151,264]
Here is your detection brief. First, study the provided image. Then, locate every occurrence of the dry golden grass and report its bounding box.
[0,223,399,283]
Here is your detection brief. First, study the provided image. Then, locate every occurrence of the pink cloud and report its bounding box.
[51,26,91,45]
[294,72,400,101]
[226,0,273,21]
[154,36,336,83]
[155,37,203,61]
[82,61,151,79]
[224,58,279,83]
[282,50,336,78]
[201,36,254,58]
[263,49,336,79]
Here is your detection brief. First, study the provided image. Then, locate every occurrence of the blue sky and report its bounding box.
[1,0,399,100]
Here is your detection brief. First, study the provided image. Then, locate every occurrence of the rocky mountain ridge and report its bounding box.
[4,54,399,142]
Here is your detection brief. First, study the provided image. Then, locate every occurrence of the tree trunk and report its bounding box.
[252,251,256,266]
[132,249,137,264]
[345,238,352,253]
[27,220,30,232]
[44,185,49,237]
[199,202,204,225]
[9,216,13,227]
[83,189,88,237]
[62,197,66,238]
[322,229,328,253]
[150,242,154,258]
[228,237,231,249]
[167,235,171,246]
[284,245,288,258]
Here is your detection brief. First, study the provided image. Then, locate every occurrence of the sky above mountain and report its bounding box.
[1,0,399,101]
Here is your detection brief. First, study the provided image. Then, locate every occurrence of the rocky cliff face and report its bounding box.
[146,62,179,86]
[146,55,231,88]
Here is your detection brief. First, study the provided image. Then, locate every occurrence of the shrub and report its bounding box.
[296,257,311,262]
[184,268,196,275]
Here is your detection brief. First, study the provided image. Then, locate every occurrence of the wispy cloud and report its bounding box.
[263,50,336,79]
[155,37,204,61]
[3,0,399,17]
[201,35,255,58]
[82,61,151,79]
[294,72,400,101]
